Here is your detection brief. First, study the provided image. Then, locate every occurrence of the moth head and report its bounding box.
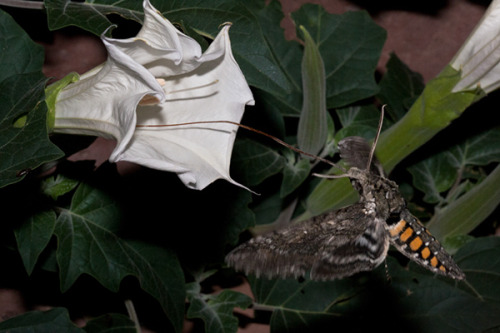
[338,136,385,177]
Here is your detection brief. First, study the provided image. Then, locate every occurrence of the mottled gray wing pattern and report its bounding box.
[226,203,389,281]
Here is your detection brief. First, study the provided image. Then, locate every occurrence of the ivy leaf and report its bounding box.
[0,71,64,188]
[448,128,500,168]
[454,237,500,303]
[252,191,285,228]
[14,210,56,275]
[292,5,386,108]
[249,274,374,332]
[0,9,44,81]
[54,183,185,333]
[83,314,136,333]
[41,175,79,200]
[0,308,83,332]
[378,53,425,121]
[335,105,388,141]
[186,282,252,333]
[408,153,457,204]
[280,158,311,198]
[232,138,286,186]
[44,0,143,36]
[0,10,64,188]
[213,186,255,247]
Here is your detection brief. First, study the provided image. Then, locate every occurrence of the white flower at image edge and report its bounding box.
[451,0,500,93]
[53,0,255,190]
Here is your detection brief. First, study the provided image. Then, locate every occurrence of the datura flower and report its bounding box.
[451,0,500,93]
[52,0,254,190]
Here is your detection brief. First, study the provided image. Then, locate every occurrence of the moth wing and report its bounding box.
[338,136,384,176]
[226,204,388,280]
[311,217,389,280]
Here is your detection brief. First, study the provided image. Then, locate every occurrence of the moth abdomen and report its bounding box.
[387,215,465,280]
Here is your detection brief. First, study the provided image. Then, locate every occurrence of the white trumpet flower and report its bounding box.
[53,0,254,190]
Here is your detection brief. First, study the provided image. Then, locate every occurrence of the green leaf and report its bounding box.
[0,308,83,333]
[41,175,79,200]
[378,53,425,121]
[44,0,144,36]
[455,237,500,303]
[442,234,474,255]
[0,72,64,188]
[83,314,136,333]
[186,283,253,333]
[252,191,285,227]
[217,188,254,247]
[0,9,45,82]
[54,183,185,332]
[280,158,311,198]
[249,275,374,332]
[408,153,457,204]
[0,9,63,188]
[232,138,285,186]
[14,210,56,275]
[448,127,500,167]
[291,5,386,108]
[335,104,387,140]
[296,26,328,157]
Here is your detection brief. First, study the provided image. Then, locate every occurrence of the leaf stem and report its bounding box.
[0,0,44,9]
[251,302,277,312]
[124,299,141,333]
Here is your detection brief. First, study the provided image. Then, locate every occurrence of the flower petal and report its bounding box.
[53,37,165,155]
[112,26,255,190]
[109,0,209,77]
[451,0,500,93]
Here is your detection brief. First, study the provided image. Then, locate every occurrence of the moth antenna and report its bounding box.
[137,120,347,173]
[366,105,385,171]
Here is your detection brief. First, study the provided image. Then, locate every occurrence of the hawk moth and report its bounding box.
[225,136,465,281]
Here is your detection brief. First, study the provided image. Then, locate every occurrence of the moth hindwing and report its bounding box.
[226,136,465,281]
